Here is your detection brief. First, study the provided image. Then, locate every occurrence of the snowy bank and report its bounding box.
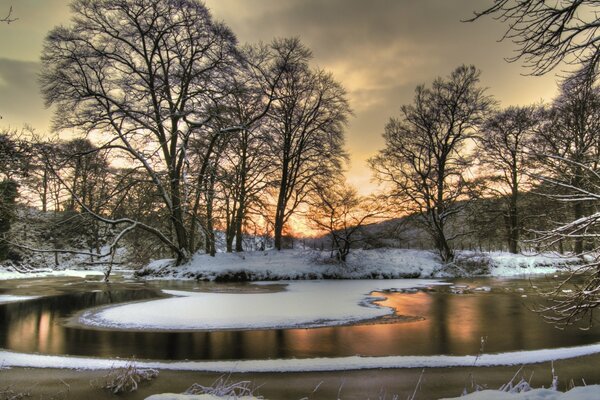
[4,342,600,371]
[0,294,39,304]
[145,386,600,400]
[78,279,447,330]
[146,396,259,400]
[137,248,581,281]
[442,385,600,400]
[0,268,105,281]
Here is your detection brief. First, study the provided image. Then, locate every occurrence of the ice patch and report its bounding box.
[79,280,448,330]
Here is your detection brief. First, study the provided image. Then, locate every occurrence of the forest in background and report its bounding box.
[0,0,598,273]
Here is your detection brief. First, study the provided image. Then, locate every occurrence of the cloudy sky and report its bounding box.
[0,0,560,193]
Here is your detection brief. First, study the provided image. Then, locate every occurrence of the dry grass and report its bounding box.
[92,360,159,394]
[185,375,260,398]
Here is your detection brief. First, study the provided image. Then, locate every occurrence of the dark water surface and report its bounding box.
[0,276,598,361]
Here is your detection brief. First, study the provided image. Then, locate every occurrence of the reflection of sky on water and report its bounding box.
[0,279,599,361]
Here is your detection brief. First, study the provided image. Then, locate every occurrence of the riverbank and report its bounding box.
[2,355,600,399]
[137,248,582,281]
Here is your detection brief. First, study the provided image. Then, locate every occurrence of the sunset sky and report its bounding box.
[0,0,561,194]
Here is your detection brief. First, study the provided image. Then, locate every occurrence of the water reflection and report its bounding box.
[0,280,599,361]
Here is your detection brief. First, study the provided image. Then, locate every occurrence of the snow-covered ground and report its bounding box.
[442,386,600,399]
[0,268,105,280]
[144,386,600,400]
[3,342,600,371]
[78,279,447,330]
[146,396,259,400]
[138,248,581,281]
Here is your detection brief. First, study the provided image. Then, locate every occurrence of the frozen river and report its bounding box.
[0,275,599,363]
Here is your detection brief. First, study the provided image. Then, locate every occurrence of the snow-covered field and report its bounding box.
[138,248,581,281]
[78,279,448,330]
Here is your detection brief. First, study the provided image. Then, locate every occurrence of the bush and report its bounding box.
[92,360,159,394]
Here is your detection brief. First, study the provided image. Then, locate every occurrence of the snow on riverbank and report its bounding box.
[146,396,259,400]
[442,386,600,399]
[79,279,447,330]
[3,341,600,371]
[0,294,39,304]
[145,387,600,400]
[138,248,581,281]
[0,268,105,280]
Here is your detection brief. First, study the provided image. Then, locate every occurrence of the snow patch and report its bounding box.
[138,249,579,282]
[0,269,105,280]
[0,294,39,304]
[442,385,600,399]
[79,279,447,330]
[146,396,259,400]
[145,387,600,400]
[3,342,600,371]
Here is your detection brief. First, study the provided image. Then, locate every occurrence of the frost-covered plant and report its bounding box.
[93,360,158,394]
[185,375,259,398]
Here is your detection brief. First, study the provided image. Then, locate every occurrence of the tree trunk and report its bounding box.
[274,155,290,251]
[41,169,48,213]
[204,177,216,257]
[274,216,284,250]
[508,164,520,254]
[434,225,454,263]
[234,202,245,252]
[508,204,519,254]
[574,201,584,255]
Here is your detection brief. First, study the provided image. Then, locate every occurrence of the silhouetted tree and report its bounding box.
[469,0,600,78]
[268,38,351,250]
[370,65,493,263]
[478,105,539,253]
[41,0,242,264]
[308,181,385,262]
[532,74,600,255]
[0,180,18,259]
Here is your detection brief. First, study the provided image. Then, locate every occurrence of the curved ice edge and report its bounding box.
[2,342,600,372]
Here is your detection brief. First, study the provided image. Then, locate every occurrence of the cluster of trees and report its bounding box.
[372,0,600,326]
[24,0,353,265]
[371,64,600,263]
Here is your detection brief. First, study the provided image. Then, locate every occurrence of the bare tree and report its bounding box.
[268,38,351,250]
[214,45,287,253]
[468,0,600,78]
[478,105,539,253]
[532,157,600,327]
[308,181,385,262]
[41,0,243,264]
[370,65,493,263]
[469,1,600,326]
[532,73,600,255]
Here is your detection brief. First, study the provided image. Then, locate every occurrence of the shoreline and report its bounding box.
[2,355,600,400]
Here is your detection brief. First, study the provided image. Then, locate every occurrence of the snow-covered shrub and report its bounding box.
[93,360,158,394]
[184,375,258,398]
